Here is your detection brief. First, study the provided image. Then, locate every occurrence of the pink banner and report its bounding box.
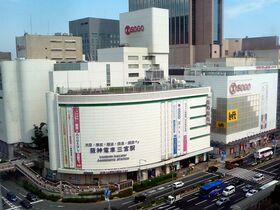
[75,153,82,168]
[73,107,80,133]
[183,135,187,152]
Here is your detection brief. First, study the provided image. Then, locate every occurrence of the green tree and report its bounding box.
[31,123,48,151]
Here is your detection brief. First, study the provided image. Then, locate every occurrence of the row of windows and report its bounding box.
[128,64,152,69]
[128,56,153,60]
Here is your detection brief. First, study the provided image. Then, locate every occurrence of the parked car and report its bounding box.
[222,185,235,196]
[6,192,17,202]
[253,173,264,182]
[172,181,184,189]
[20,199,32,209]
[242,184,253,192]
[134,194,146,203]
[207,166,218,173]
[245,189,258,197]
[216,197,230,206]
[26,192,37,202]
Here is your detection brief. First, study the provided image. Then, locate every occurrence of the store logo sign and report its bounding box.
[125,25,144,35]
[229,82,251,95]
[227,109,238,123]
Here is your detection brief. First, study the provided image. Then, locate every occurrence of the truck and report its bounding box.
[167,194,181,204]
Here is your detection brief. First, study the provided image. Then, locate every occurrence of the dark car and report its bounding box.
[134,194,146,203]
[20,199,32,209]
[26,192,37,202]
[6,192,17,202]
[231,179,242,186]
[207,166,218,173]
[242,184,253,192]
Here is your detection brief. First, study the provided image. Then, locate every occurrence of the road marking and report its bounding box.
[31,199,44,204]
[236,183,245,188]
[122,200,134,205]
[19,192,25,197]
[195,199,207,205]
[204,203,215,209]
[128,203,140,208]
[0,183,9,191]
[259,162,280,171]
[270,168,280,173]
[212,199,217,202]
[187,196,198,202]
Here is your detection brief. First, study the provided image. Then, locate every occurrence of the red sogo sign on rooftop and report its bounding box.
[125,25,144,35]
[229,82,251,95]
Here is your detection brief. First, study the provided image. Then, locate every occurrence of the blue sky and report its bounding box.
[1,0,280,58]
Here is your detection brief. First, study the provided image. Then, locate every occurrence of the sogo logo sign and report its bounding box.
[125,25,144,35]
[229,82,251,95]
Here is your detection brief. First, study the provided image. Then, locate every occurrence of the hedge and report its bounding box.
[62,197,104,203]
[22,181,60,202]
[116,188,133,198]
[133,172,177,192]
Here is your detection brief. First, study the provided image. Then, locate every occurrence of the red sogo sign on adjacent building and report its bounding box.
[229,82,251,95]
[125,25,144,35]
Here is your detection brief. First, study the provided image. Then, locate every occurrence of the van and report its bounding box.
[222,185,235,196]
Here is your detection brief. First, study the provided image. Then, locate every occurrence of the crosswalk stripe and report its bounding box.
[224,167,274,185]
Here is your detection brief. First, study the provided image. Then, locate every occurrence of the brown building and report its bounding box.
[129,0,224,67]
[16,33,83,62]
[0,52,11,61]
[242,36,279,51]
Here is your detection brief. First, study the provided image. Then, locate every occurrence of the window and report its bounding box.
[142,64,150,69]
[128,56,139,60]
[128,73,139,77]
[51,48,62,51]
[142,56,153,60]
[128,64,139,69]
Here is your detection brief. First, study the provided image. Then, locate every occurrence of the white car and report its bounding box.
[222,185,235,196]
[245,189,258,197]
[216,197,230,206]
[172,181,184,189]
[253,173,264,182]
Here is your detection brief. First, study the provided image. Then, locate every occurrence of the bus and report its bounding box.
[259,180,279,191]
[225,156,243,169]
[254,147,273,159]
[199,179,225,199]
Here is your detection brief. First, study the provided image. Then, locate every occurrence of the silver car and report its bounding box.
[216,197,230,206]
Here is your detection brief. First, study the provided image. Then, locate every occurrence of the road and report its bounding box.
[154,158,280,210]
[1,157,279,210]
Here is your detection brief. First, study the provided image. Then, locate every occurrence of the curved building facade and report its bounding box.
[47,87,212,184]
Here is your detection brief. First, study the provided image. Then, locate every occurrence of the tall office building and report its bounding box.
[129,0,224,67]
[69,18,120,61]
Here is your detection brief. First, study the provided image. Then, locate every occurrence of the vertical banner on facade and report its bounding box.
[177,101,182,156]
[73,107,82,169]
[172,102,177,156]
[67,107,75,168]
[260,83,268,130]
[206,95,212,125]
[60,107,69,168]
[183,100,188,153]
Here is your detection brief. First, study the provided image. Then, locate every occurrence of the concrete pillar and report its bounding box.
[155,167,161,177]
[8,144,14,160]
[195,155,199,164]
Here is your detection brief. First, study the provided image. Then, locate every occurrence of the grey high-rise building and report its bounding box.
[129,0,224,67]
[69,18,120,61]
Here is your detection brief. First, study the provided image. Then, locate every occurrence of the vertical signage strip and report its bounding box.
[67,107,75,168]
[172,102,177,156]
[183,100,188,153]
[61,107,69,168]
[73,107,82,169]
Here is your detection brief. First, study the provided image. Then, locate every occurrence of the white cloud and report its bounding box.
[225,0,280,18]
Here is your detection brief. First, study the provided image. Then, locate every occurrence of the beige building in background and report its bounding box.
[16,34,83,62]
[223,38,242,57]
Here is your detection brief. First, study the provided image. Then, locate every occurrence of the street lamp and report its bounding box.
[138,159,147,182]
